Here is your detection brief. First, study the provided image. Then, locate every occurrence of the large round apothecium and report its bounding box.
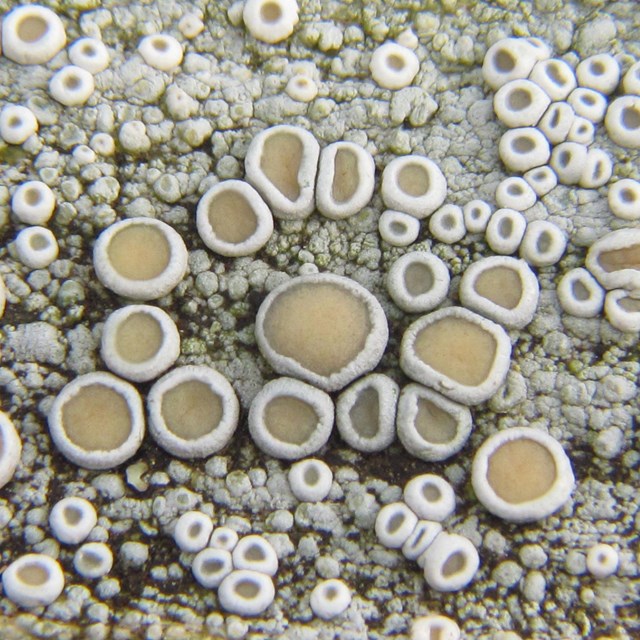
[255,273,388,392]
[472,426,575,522]
[93,218,188,301]
[48,372,145,470]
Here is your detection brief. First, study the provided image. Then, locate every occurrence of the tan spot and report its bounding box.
[235,578,260,599]
[29,233,49,250]
[414,398,457,444]
[597,244,640,274]
[571,279,590,301]
[207,190,258,244]
[397,163,429,197]
[64,505,82,525]
[261,282,371,377]
[413,316,497,387]
[260,131,303,201]
[403,262,434,296]
[487,437,557,504]
[107,224,171,281]
[303,463,320,485]
[17,15,49,42]
[386,53,405,71]
[61,384,132,451]
[494,49,515,73]
[348,386,380,439]
[245,544,266,562]
[17,562,49,586]
[115,311,163,364]
[260,1,282,22]
[442,551,466,577]
[331,147,359,204]
[507,87,532,111]
[617,296,640,313]
[474,265,523,310]
[161,380,223,440]
[422,482,441,502]
[263,395,318,445]
[25,188,42,206]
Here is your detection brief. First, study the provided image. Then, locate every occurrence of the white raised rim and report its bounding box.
[244,124,319,220]
[100,304,180,383]
[585,227,640,291]
[381,155,447,219]
[0,411,22,489]
[2,553,65,608]
[2,5,67,66]
[459,255,540,329]
[49,496,97,545]
[400,306,512,405]
[48,371,145,470]
[316,141,375,220]
[335,373,398,453]
[386,251,450,313]
[196,180,274,257]
[471,426,575,523]
[147,365,239,459]
[93,217,188,301]
[248,376,333,460]
[287,457,333,502]
[218,569,275,616]
[396,383,472,462]
[255,273,389,392]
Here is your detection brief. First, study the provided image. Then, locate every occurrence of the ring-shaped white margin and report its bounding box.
[255,273,389,392]
[400,306,512,406]
[245,124,319,220]
[93,217,188,301]
[459,255,540,329]
[335,373,398,453]
[396,384,472,462]
[48,371,145,470]
[471,426,575,523]
[196,180,274,257]
[218,569,275,616]
[2,5,66,65]
[100,304,180,382]
[147,365,240,459]
[2,553,65,608]
[248,377,334,460]
[242,0,299,44]
[386,251,450,313]
[316,141,375,219]
[381,155,447,219]
[0,411,22,489]
[585,228,640,291]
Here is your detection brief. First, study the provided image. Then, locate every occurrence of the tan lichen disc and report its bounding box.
[255,273,389,392]
[100,304,180,383]
[2,553,65,608]
[315,141,376,220]
[0,411,22,489]
[244,124,320,220]
[93,217,188,300]
[48,371,145,470]
[400,306,512,405]
[196,179,274,257]
[585,228,640,291]
[396,383,472,462]
[248,377,334,459]
[335,373,399,452]
[147,365,240,459]
[471,426,575,522]
[458,255,540,329]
